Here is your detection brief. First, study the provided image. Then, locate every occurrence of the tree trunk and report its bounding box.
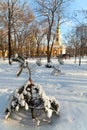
[79,48,82,66]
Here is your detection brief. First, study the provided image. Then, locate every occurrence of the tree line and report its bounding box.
[0,0,73,63]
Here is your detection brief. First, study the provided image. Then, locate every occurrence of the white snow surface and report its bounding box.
[0,57,87,130]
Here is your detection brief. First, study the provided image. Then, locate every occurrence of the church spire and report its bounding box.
[55,16,61,46]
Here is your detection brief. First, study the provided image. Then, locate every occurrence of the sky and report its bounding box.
[25,0,87,43]
[61,0,87,42]
[69,0,87,11]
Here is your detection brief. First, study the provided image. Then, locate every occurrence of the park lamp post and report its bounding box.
[8,0,17,65]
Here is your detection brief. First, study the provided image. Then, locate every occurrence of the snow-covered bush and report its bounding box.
[58,57,64,65]
[36,58,42,66]
[5,54,60,126]
[5,80,33,120]
[5,81,60,125]
[34,84,60,118]
[51,66,61,76]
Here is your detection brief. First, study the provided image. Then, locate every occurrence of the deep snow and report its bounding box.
[0,57,87,130]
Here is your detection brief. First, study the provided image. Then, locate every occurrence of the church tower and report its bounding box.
[52,16,62,57]
[55,16,61,46]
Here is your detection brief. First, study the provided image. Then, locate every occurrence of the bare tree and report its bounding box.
[0,29,7,59]
[0,0,34,58]
[76,25,87,65]
[66,25,87,65]
[11,1,34,56]
[30,22,46,57]
[66,31,79,63]
[36,0,72,62]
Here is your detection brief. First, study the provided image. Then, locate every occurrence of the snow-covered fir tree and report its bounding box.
[5,55,60,126]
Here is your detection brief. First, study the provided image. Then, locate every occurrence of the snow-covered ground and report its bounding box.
[0,57,87,130]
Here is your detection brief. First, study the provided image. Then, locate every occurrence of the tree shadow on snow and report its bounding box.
[9,109,60,127]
